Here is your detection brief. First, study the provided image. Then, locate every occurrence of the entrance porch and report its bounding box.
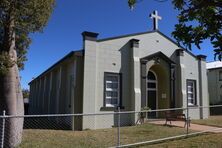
[140,52,176,118]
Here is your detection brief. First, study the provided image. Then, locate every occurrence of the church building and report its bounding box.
[29,11,209,130]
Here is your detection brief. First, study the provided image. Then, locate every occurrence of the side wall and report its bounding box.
[208,68,222,104]
[29,55,83,129]
[73,56,84,130]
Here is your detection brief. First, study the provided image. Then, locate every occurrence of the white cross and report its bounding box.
[150,10,162,30]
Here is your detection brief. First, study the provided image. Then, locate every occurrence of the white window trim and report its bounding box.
[106,88,118,91]
[187,80,196,106]
[104,73,120,107]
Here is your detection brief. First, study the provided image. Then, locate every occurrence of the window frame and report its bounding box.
[103,72,122,108]
[186,79,197,106]
[147,71,157,91]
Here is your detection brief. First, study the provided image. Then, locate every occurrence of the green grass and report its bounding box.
[19,122,222,148]
[192,116,222,127]
[19,124,187,148]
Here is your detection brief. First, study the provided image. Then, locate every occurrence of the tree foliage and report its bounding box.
[128,0,222,60]
[0,0,55,74]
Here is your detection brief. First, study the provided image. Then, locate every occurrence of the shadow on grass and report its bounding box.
[23,117,72,130]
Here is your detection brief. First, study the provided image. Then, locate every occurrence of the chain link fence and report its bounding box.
[0,105,222,148]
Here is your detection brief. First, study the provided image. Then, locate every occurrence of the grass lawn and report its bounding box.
[19,122,222,148]
[19,124,187,148]
[192,116,222,127]
[140,133,222,148]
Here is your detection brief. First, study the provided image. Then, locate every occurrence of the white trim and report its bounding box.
[206,61,222,69]
[105,73,120,107]
[133,57,140,62]
[106,81,118,83]
[187,80,195,106]
[106,88,118,91]
[106,97,118,99]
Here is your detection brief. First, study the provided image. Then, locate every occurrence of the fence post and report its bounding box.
[117,107,120,147]
[186,107,189,135]
[1,110,6,148]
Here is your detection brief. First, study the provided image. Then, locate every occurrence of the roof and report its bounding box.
[29,50,83,85]
[97,30,199,59]
[207,61,222,70]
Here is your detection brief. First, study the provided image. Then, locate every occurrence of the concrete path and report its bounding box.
[148,120,222,133]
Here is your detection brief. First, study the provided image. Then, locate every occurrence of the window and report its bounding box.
[187,80,196,106]
[219,71,222,81]
[147,71,157,91]
[104,73,120,107]
[148,71,156,80]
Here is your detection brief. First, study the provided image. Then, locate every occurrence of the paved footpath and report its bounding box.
[149,120,222,133]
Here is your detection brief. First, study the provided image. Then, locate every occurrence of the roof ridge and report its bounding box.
[97,30,157,42]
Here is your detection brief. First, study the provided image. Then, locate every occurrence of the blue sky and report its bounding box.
[20,0,215,89]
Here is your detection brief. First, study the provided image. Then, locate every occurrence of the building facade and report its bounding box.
[29,30,209,130]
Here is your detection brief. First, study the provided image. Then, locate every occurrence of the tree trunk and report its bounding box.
[0,7,24,147]
[0,61,24,147]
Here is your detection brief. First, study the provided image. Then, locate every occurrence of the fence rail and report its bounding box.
[0,105,222,148]
[1,105,222,118]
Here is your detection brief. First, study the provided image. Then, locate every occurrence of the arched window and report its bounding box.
[147,71,157,90]
[148,71,156,80]
[147,70,158,118]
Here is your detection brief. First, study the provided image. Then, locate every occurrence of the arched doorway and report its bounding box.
[147,71,157,118]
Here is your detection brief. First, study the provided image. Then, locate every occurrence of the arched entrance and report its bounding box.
[141,52,176,119]
[147,70,157,118]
